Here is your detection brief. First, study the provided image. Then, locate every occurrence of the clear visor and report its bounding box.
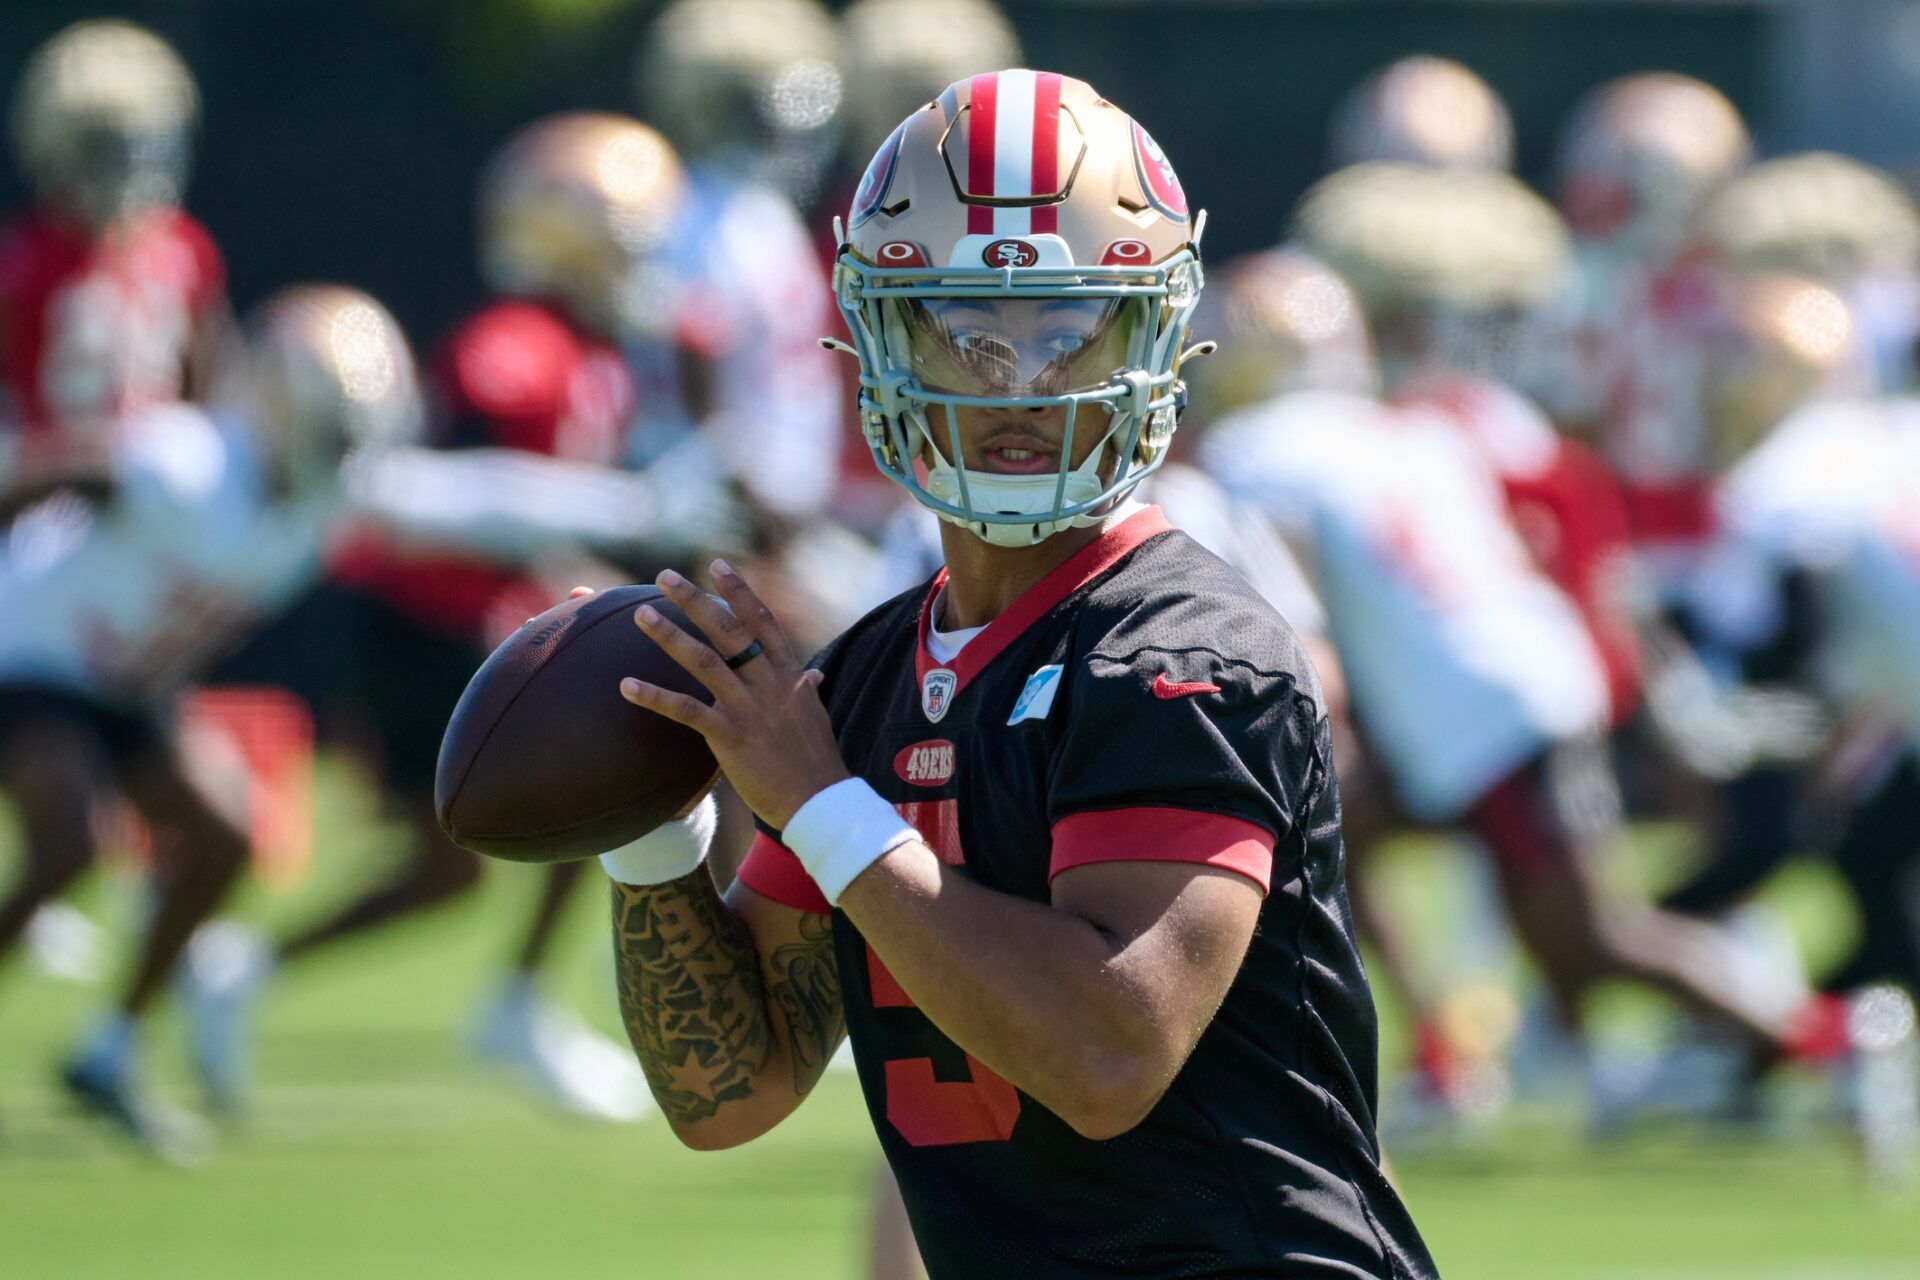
[900,295,1144,399]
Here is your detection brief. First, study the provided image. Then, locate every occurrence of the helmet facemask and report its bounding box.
[838,238,1202,547]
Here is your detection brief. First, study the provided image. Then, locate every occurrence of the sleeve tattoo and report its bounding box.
[611,873,843,1125]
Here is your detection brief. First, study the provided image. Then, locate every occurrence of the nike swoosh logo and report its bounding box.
[1152,672,1222,700]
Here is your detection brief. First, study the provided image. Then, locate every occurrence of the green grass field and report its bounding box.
[1,759,1916,1278]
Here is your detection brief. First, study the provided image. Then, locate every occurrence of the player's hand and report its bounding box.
[619,561,849,830]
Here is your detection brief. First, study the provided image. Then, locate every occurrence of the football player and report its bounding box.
[631,0,845,531]
[1650,277,1920,1169]
[0,20,229,514]
[1203,169,1868,1126]
[1329,54,1514,172]
[1549,73,1750,438]
[1293,165,1644,729]
[588,72,1438,1277]
[189,115,723,1124]
[0,286,416,1159]
[1610,151,1918,587]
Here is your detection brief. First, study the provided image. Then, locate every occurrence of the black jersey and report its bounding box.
[740,507,1436,1279]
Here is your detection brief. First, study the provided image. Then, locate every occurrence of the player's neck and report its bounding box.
[934,518,1109,631]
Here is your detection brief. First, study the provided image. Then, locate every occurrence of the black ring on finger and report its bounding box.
[723,638,765,670]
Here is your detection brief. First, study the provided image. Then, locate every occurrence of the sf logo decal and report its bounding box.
[983,239,1040,269]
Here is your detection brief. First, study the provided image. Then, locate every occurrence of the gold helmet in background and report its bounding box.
[836,70,1203,546]
[636,0,842,201]
[1695,151,1920,284]
[1294,163,1572,393]
[1329,55,1514,172]
[1703,273,1862,466]
[1555,72,1749,257]
[1186,249,1376,425]
[228,285,423,497]
[9,20,200,229]
[478,112,687,340]
[839,0,1022,159]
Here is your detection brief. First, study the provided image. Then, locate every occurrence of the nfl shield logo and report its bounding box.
[921,668,958,723]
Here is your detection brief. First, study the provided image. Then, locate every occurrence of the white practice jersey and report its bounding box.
[0,405,333,703]
[1202,391,1609,820]
[1691,396,1920,733]
[866,463,1327,642]
[0,406,739,706]
[632,169,842,519]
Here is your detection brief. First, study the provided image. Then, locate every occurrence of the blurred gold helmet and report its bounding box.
[636,0,842,199]
[1696,152,1920,284]
[228,286,423,497]
[836,70,1203,546]
[9,20,199,230]
[1186,249,1375,424]
[1330,55,1513,172]
[1295,164,1571,392]
[1556,73,1749,255]
[1703,273,1860,466]
[478,112,687,340]
[839,0,1022,159]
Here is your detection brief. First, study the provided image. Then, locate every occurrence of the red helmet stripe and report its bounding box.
[1030,71,1062,235]
[966,72,998,234]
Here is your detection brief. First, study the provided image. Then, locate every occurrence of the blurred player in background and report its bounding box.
[1646,275,1920,1171]
[189,115,724,1125]
[633,0,845,551]
[1204,162,1876,1128]
[0,286,416,1160]
[1329,54,1514,173]
[0,20,229,515]
[1550,73,1750,449]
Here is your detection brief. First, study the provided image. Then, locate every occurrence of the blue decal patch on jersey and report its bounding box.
[1007,664,1064,725]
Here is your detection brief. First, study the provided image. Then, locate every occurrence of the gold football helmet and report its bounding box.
[1703,273,1861,466]
[1696,151,1920,284]
[1556,73,1749,257]
[835,70,1205,546]
[839,0,1022,158]
[1330,55,1513,172]
[1294,163,1571,391]
[9,20,199,229]
[636,0,842,200]
[1186,249,1375,424]
[227,286,423,498]
[478,113,687,340]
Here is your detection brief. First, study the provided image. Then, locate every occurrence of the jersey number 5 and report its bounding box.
[866,799,1021,1146]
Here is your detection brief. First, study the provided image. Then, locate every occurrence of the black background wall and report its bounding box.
[0,1,1769,344]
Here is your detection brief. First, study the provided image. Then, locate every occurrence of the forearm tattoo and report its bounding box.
[767,911,845,1094]
[612,873,773,1126]
[610,874,843,1126]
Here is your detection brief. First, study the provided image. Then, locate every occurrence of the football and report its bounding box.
[434,584,720,862]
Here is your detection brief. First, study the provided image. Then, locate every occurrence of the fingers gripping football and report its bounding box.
[622,562,849,828]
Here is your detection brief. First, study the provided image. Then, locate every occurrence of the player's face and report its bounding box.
[43,121,190,228]
[904,296,1138,476]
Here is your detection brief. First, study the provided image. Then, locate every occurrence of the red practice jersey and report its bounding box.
[329,299,634,642]
[0,207,225,470]
[1404,376,1644,723]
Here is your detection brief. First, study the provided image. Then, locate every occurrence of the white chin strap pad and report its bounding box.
[919,418,1130,546]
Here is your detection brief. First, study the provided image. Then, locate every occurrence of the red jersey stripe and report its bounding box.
[1048,806,1275,894]
[736,831,832,915]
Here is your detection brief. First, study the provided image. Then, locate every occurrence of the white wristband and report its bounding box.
[599,795,719,885]
[782,778,919,904]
